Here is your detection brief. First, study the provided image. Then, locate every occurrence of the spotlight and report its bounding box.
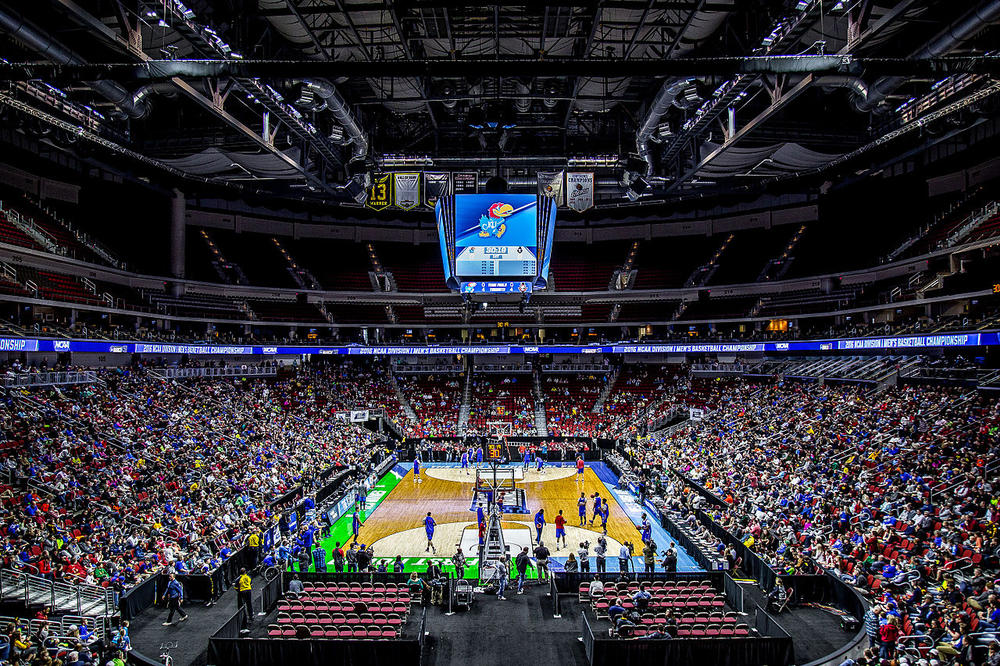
[339,178,367,204]
[624,175,650,201]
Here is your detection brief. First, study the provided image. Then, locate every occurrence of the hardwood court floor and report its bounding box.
[357,466,644,557]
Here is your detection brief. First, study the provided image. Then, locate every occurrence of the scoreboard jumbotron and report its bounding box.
[437,192,556,294]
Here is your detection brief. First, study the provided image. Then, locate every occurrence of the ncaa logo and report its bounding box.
[53,341,70,351]
[775,343,789,350]
[262,346,278,354]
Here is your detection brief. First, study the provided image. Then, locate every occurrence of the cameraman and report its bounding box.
[619,542,632,574]
[594,537,607,574]
[642,540,657,574]
[577,541,591,573]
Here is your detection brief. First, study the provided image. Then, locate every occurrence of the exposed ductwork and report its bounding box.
[632,5,733,174]
[813,75,871,112]
[0,6,149,119]
[856,0,1000,112]
[636,78,697,173]
[295,79,369,163]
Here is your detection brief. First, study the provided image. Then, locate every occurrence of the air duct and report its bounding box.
[856,0,1000,112]
[636,78,696,173]
[813,75,871,111]
[0,7,149,119]
[295,79,369,162]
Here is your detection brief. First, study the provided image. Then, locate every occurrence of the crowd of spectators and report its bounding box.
[396,375,461,437]
[0,613,132,666]
[0,363,382,596]
[465,375,537,435]
[622,378,1000,664]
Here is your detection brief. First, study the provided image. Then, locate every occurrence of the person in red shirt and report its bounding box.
[576,456,585,484]
[553,510,567,551]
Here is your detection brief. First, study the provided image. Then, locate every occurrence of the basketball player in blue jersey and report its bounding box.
[424,512,436,553]
[589,493,603,526]
[476,502,485,528]
[475,446,484,464]
[640,518,652,544]
[533,508,545,544]
[577,492,587,526]
[413,455,421,484]
[460,449,470,475]
[351,509,361,543]
[535,452,545,474]
[522,449,531,470]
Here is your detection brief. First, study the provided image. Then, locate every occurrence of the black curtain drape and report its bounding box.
[208,637,421,666]
[695,509,778,592]
[119,575,158,622]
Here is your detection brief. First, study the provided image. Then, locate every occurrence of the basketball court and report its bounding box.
[310,461,703,577]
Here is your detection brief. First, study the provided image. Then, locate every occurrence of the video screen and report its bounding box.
[453,194,537,278]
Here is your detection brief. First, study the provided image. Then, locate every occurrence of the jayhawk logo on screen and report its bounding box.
[478,202,513,238]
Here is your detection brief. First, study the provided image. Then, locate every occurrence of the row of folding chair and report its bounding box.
[268,624,399,639]
[296,590,412,601]
[288,591,412,604]
[278,611,405,626]
[594,598,725,615]
[594,588,713,601]
[281,595,411,609]
[302,583,407,593]
[621,624,751,639]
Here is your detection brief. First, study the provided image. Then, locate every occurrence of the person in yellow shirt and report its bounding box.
[236,568,253,631]
[246,531,261,569]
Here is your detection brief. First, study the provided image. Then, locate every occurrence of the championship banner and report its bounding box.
[423,172,451,207]
[365,173,392,211]
[453,172,478,194]
[393,172,420,210]
[566,172,595,212]
[537,170,565,207]
[350,409,370,422]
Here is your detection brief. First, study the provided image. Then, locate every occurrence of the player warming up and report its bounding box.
[424,512,437,553]
[576,456,585,483]
[577,492,587,526]
[533,508,545,544]
[554,509,567,550]
[460,449,470,475]
[589,492,603,526]
[413,455,422,484]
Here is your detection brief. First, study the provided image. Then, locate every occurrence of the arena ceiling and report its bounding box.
[0,0,998,206]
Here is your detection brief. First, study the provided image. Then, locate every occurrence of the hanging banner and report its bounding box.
[566,172,595,212]
[365,173,393,211]
[453,172,478,195]
[393,172,421,210]
[423,172,451,207]
[350,409,370,422]
[537,170,565,207]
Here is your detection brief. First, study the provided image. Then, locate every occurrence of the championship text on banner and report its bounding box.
[537,170,565,207]
[566,172,595,212]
